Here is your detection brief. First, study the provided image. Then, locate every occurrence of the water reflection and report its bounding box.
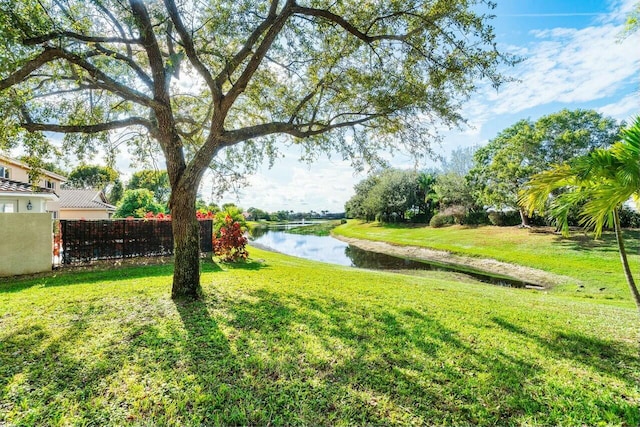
[250,229,352,266]
[250,228,533,288]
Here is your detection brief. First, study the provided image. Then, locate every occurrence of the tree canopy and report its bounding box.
[114,188,165,218]
[127,169,170,205]
[520,117,640,311]
[0,0,512,298]
[66,164,119,189]
[468,109,620,225]
[345,168,425,222]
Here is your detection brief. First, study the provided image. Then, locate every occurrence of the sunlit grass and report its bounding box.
[1,247,638,425]
[334,220,640,303]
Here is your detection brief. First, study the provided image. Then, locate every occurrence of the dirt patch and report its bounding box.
[333,235,573,289]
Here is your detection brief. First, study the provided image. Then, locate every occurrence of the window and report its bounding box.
[45,180,55,190]
[0,166,10,179]
[0,202,15,213]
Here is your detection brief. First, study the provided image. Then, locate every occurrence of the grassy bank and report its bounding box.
[333,221,640,303]
[1,248,638,425]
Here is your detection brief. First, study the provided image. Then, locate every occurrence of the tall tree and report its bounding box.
[127,169,170,205]
[0,0,511,299]
[520,117,640,312]
[468,109,620,226]
[366,169,420,222]
[65,164,123,204]
[66,164,119,189]
[114,188,165,218]
[345,173,381,221]
[434,146,477,211]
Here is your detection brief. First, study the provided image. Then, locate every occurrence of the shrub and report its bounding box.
[487,210,521,226]
[213,214,248,262]
[464,210,490,225]
[442,205,467,224]
[619,206,640,228]
[410,213,431,224]
[430,213,455,228]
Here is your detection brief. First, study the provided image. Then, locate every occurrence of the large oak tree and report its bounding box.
[0,0,510,298]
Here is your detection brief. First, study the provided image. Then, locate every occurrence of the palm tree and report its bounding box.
[520,117,640,312]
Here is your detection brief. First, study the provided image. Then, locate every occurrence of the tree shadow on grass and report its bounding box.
[550,230,640,254]
[0,305,151,424]
[0,262,175,294]
[0,256,262,294]
[218,289,549,424]
[491,317,640,384]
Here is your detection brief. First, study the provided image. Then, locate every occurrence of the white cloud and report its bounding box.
[598,92,640,119]
[215,156,361,212]
[487,23,640,115]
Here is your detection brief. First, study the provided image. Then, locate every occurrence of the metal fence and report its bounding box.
[57,219,213,265]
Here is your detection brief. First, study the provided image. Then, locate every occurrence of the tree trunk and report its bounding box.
[519,208,530,228]
[170,187,202,299]
[613,209,640,313]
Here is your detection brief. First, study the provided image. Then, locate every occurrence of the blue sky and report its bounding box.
[212,0,639,213]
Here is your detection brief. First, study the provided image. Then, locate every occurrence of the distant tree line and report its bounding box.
[346,109,640,228]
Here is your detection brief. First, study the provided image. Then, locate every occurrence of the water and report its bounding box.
[250,228,538,289]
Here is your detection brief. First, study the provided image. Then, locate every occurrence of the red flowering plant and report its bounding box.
[196,209,215,220]
[212,213,248,262]
[144,211,172,220]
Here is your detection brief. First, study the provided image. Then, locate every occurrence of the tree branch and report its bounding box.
[94,0,135,57]
[57,48,157,108]
[213,0,280,92]
[222,114,382,145]
[93,44,154,90]
[24,31,141,45]
[21,117,155,134]
[0,45,157,108]
[0,48,63,91]
[163,0,220,102]
[222,0,293,110]
[129,0,169,102]
[291,6,418,43]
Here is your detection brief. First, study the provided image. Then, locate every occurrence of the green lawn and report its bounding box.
[1,248,638,425]
[334,220,640,304]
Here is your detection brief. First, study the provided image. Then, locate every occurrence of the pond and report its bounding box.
[250,227,539,289]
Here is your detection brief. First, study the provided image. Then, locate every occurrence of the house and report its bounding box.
[0,178,59,213]
[56,188,117,219]
[0,155,67,216]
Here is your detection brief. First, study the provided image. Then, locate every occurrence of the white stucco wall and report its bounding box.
[0,213,53,276]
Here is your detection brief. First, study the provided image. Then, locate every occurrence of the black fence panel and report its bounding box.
[199,220,213,252]
[59,219,213,265]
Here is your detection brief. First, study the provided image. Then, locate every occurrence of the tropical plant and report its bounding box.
[213,214,249,262]
[520,117,640,312]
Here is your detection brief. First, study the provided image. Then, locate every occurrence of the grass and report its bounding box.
[287,220,343,236]
[1,247,638,425]
[333,220,640,304]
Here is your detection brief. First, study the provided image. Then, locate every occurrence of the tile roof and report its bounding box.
[0,178,56,195]
[58,189,116,211]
